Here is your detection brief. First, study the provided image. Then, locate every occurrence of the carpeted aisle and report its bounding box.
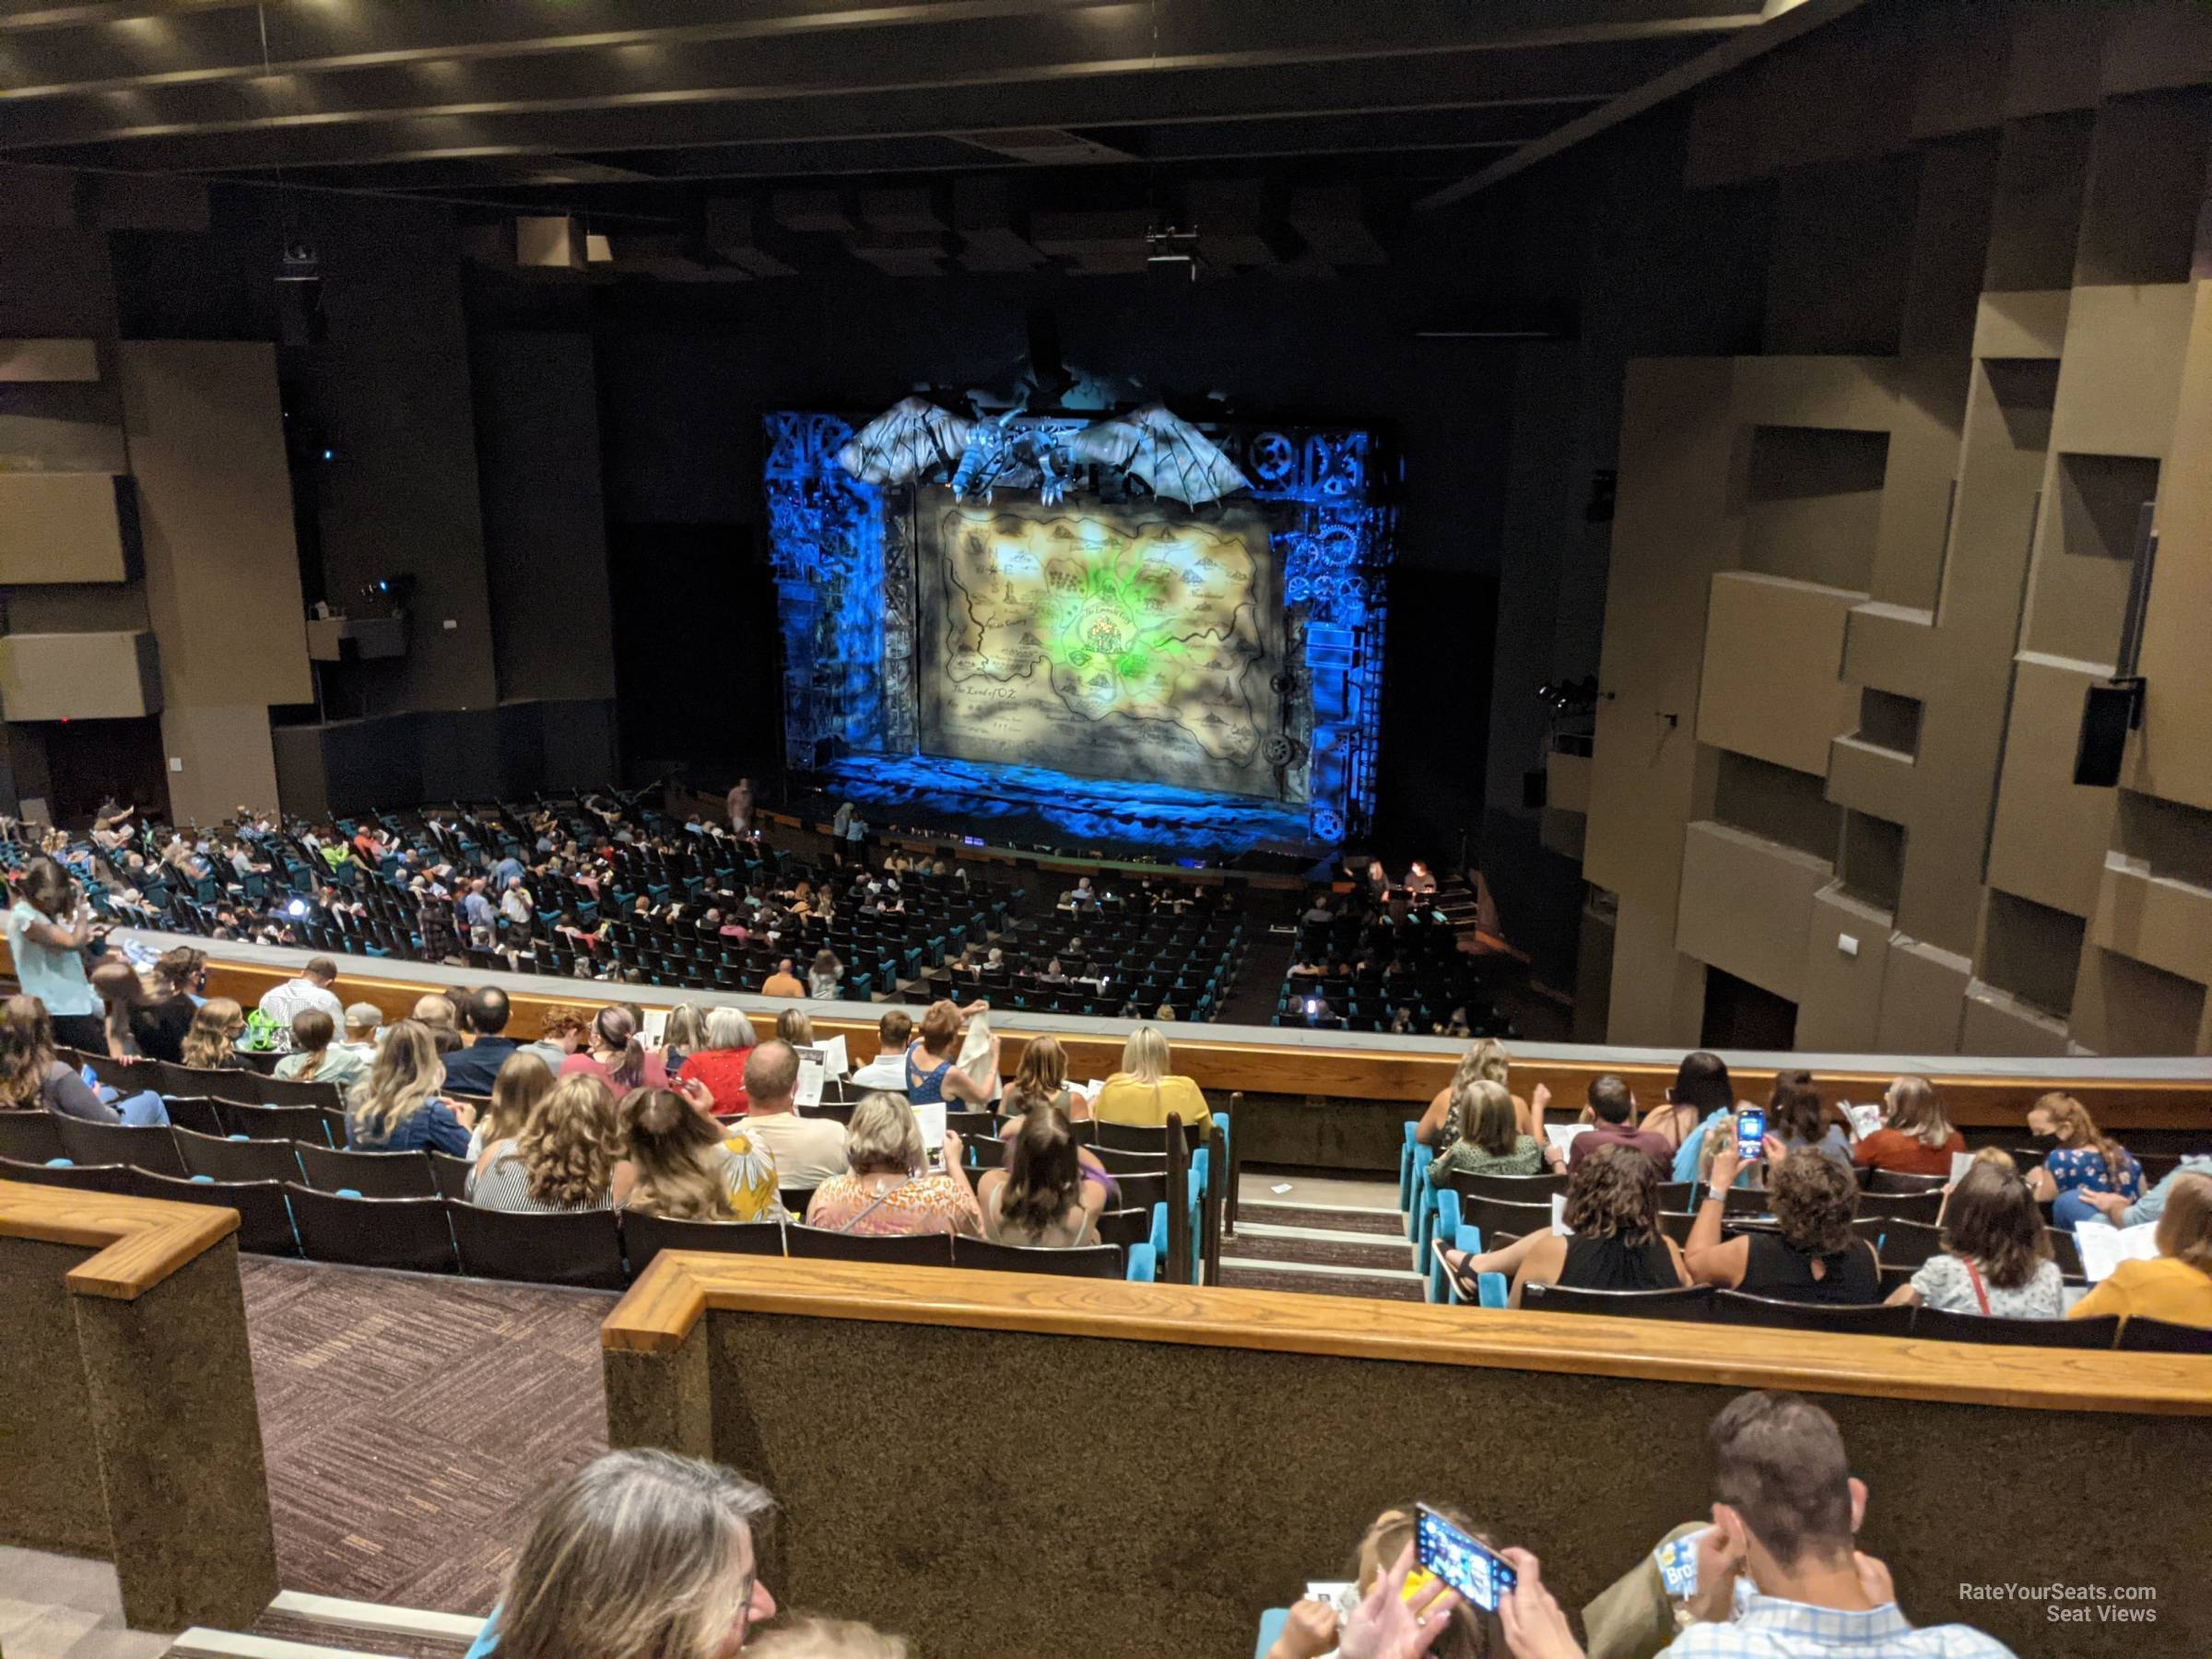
[239,1256,615,1615]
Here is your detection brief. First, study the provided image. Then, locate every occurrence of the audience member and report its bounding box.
[1496,1392,2016,1657]
[465,1448,777,1659]
[181,997,247,1071]
[2074,1148,2212,1230]
[998,1032,1089,1121]
[660,1002,708,1074]
[153,945,208,1008]
[1417,1040,1528,1147]
[618,1086,782,1222]
[1664,1053,1743,1182]
[131,958,198,1062]
[1430,1078,1546,1181]
[762,958,806,998]
[739,1041,847,1190]
[468,1050,555,1163]
[88,959,148,1060]
[678,1006,760,1113]
[524,1005,591,1074]
[562,1006,668,1100]
[808,949,843,1000]
[1851,1077,1964,1177]
[473,1072,621,1213]
[805,1092,981,1237]
[258,955,343,1029]
[902,1000,998,1109]
[441,987,521,1095]
[1688,1144,1878,1304]
[5,857,108,1053]
[1764,1072,1852,1173]
[746,1619,908,1659]
[348,1018,472,1155]
[2025,1091,2145,1230]
[977,1106,1103,1248]
[1566,1076,1671,1174]
[1440,1143,1691,1306]
[0,994,163,1124]
[1090,1025,1210,1131]
[1885,1153,2062,1318]
[2069,1171,2212,1330]
[274,1008,368,1099]
[776,1007,817,1050]
[1265,1503,1492,1659]
[340,1002,383,1061]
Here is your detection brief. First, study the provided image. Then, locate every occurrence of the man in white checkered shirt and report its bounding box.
[1493,1392,2017,1658]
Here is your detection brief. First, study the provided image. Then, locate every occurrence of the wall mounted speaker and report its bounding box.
[2072,679,2143,788]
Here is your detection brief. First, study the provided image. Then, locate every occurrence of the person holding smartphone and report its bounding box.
[1264,1505,1486,1659]
[5,856,110,1053]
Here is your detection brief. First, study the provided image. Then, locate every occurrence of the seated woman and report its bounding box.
[464,1448,777,1658]
[658,1003,707,1076]
[180,996,249,1071]
[1886,1151,2063,1318]
[1688,1142,1879,1304]
[273,1007,369,1100]
[808,948,843,1000]
[977,1107,1104,1248]
[902,999,998,1111]
[805,1092,982,1237]
[2026,1091,2146,1230]
[776,1006,817,1050]
[1850,1075,1966,1178]
[1429,1078,1546,1181]
[348,1018,473,1155]
[1643,1050,1736,1163]
[471,1072,621,1212]
[1090,1025,1209,1131]
[1437,1143,1691,1307]
[560,1006,668,1100]
[468,1050,555,1163]
[1764,1070,1853,1173]
[0,993,164,1124]
[1262,1502,1493,1659]
[618,1086,782,1223]
[1415,1038,1535,1147]
[677,1006,759,1115]
[2070,1171,2212,1329]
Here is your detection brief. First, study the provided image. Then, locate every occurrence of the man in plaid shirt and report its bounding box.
[1496,1393,2017,1658]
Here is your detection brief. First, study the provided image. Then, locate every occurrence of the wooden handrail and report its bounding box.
[0,1178,240,1300]
[603,1254,2212,1416]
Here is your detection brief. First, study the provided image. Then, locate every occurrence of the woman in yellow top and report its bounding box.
[2070,1171,2212,1329]
[1089,1026,1211,1132]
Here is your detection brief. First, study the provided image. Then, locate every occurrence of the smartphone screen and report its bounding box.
[1735,1106,1766,1161]
[1415,1503,1515,1613]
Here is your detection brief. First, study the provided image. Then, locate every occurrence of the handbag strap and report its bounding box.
[1964,1257,1993,1316]
[838,1175,912,1234]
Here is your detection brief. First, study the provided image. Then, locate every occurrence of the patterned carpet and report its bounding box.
[239,1256,615,1615]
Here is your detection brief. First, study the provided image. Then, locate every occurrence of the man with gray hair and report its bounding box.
[738,1040,847,1188]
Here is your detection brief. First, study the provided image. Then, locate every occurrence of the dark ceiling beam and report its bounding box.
[2,38,1699,172]
[0,0,243,32]
[1416,0,1872,207]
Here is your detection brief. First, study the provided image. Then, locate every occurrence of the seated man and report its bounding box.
[1498,1391,2017,1658]
[1566,1074,1674,1174]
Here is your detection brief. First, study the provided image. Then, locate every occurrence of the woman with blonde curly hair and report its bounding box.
[180,996,247,1071]
[348,1018,472,1156]
[1438,1143,1689,1307]
[1415,1036,1540,1148]
[471,1071,621,1212]
[1429,1078,1545,1182]
[617,1086,782,1223]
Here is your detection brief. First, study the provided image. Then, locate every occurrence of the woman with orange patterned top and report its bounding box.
[804,1091,982,1239]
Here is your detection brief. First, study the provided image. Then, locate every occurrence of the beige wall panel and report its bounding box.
[117,342,312,711]
[2100,3,2212,95]
[2046,282,2194,457]
[1583,359,1738,912]
[0,339,98,382]
[1825,735,1917,826]
[1605,895,1705,1050]
[0,630,159,721]
[1546,751,1591,816]
[1841,603,1939,701]
[2069,946,2209,1056]
[1539,806,1586,863]
[1866,358,1971,611]
[1984,654,2120,917]
[1971,290,2070,359]
[2125,282,2212,811]
[1675,820,1832,1005]
[1695,573,1860,776]
[0,472,127,582]
[2088,858,2212,989]
[1875,936,1970,1055]
[1960,982,2075,1057]
[159,704,279,828]
[1794,887,1893,1053]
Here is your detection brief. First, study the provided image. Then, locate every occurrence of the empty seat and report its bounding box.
[1095,1119,1206,1152]
[296,1142,436,1198]
[159,1096,227,1138]
[949,1235,1123,1278]
[449,1203,627,1290]
[1865,1170,1948,1195]
[227,1102,336,1147]
[1522,1283,1716,1321]
[1912,1308,2121,1348]
[131,1169,300,1256]
[253,1074,347,1112]
[2114,1315,2212,1354]
[1855,1217,1940,1271]
[785,1225,955,1266]
[287,1185,457,1274]
[0,1111,65,1165]
[1856,1189,1943,1222]
[1444,1171,1569,1203]
[54,1116,185,1178]
[1712,1291,1915,1336]
[2,1157,136,1194]
[621,1211,786,1277]
[429,1150,476,1203]
[174,1126,303,1185]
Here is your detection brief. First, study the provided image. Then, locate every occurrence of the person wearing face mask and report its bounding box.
[1491,1392,2015,1659]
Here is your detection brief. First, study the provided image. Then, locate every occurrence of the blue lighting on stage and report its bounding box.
[763,409,1394,853]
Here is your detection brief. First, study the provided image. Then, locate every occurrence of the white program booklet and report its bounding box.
[820,1033,849,1077]
[641,1007,669,1044]
[1550,1193,1574,1237]
[956,1009,999,1103]
[2073,1220,2159,1284]
[1844,1102,1884,1140]
[910,1100,946,1154]
[790,1044,827,1109]
[1949,1150,1978,1184]
[1545,1124,1588,1159]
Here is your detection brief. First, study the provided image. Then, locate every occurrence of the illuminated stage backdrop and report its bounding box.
[763,411,1392,849]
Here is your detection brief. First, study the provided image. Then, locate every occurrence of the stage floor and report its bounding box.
[810,754,1324,862]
